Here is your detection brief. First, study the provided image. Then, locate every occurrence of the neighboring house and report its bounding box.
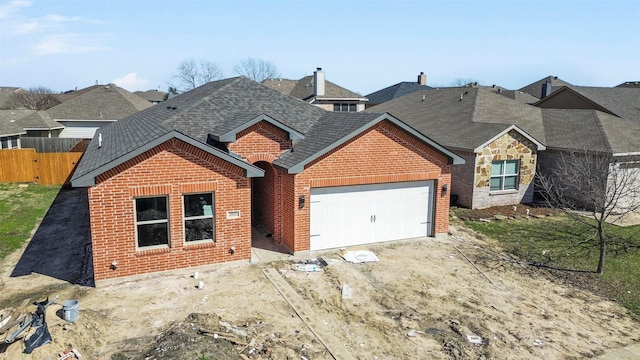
[458,83,539,105]
[616,81,640,88]
[0,110,30,149]
[365,72,432,108]
[46,84,152,138]
[71,76,463,283]
[134,89,168,104]
[262,68,368,111]
[519,75,573,99]
[0,87,24,109]
[367,87,546,209]
[533,86,640,211]
[17,111,64,137]
[534,85,640,124]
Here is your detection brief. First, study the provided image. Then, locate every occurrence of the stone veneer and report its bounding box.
[472,130,538,209]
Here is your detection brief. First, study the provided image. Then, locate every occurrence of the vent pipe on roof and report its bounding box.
[313,68,325,96]
[418,72,427,86]
[98,133,102,148]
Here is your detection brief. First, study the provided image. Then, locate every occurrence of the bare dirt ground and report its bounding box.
[1,220,640,359]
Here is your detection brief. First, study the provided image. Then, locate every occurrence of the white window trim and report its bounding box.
[490,160,520,192]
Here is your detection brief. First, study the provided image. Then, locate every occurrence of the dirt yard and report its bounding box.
[1,221,639,359]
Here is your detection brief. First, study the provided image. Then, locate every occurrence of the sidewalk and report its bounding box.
[596,343,640,359]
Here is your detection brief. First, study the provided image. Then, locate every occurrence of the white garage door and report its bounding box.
[310,181,434,251]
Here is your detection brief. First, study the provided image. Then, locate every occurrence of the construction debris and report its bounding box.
[293,257,328,272]
[341,250,379,263]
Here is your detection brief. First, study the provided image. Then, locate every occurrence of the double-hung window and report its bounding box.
[184,193,214,242]
[490,160,519,191]
[135,196,169,248]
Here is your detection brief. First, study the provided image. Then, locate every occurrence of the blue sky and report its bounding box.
[1,0,639,95]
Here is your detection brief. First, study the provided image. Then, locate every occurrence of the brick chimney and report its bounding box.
[314,68,325,96]
[418,72,427,86]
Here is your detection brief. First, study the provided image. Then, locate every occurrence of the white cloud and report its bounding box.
[112,73,150,92]
[32,33,110,55]
[0,0,31,20]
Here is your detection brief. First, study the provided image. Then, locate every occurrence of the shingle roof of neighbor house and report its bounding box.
[366,87,546,151]
[366,82,432,105]
[519,75,573,99]
[134,89,168,103]
[615,81,640,88]
[72,77,463,186]
[0,87,22,109]
[541,86,640,122]
[263,76,366,101]
[541,109,640,154]
[47,84,152,120]
[17,110,64,130]
[0,109,30,136]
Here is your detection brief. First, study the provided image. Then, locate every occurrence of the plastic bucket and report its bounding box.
[62,300,79,323]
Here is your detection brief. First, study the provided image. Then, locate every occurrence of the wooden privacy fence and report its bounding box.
[0,148,82,185]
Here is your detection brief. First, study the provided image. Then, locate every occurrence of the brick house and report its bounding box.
[368,87,546,209]
[71,77,463,283]
[262,68,369,112]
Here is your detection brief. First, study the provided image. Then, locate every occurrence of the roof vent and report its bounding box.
[459,93,464,101]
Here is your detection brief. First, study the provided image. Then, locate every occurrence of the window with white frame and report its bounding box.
[333,103,357,112]
[135,196,169,248]
[490,160,519,191]
[183,193,214,242]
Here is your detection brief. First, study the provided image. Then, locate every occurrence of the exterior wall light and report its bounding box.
[299,195,305,208]
[441,184,448,195]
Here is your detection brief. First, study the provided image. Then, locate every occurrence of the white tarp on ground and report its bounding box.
[341,250,379,263]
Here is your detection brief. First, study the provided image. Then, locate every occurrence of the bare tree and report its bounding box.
[170,59,223,92]
[450,78,480,87]
[536,149,640,274]
[1,86,60,110]
[233,57,280,82]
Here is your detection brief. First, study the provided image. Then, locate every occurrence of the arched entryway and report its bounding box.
[250,161,291,260]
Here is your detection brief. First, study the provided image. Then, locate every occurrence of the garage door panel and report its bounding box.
[310,181,433,251]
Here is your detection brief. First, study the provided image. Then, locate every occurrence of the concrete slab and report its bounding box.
[596,343,640,359]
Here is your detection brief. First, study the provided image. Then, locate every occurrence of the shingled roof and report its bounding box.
[541,109,640,154]
[540,86,640,123]
[366,87,545,151]
[47,84,151,120]
[72,77,463,186]
[366,82,432,106]
[0,109,30,136]
[519,75,573,99]
[16,110,64,130]
[262,75,366,101]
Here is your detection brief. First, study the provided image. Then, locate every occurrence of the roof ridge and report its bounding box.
[593,111,615,153]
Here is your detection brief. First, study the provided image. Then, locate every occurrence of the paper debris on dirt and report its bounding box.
[341,250,379,263]
[341,284,353,299]
[292,257,328,272]
[466,334,483,344]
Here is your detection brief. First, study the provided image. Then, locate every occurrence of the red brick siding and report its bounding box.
[89,139,251,282]
[228,121,292,160]
[251,161,276,234]
[229,121,290,248]
[282,121,452,252]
